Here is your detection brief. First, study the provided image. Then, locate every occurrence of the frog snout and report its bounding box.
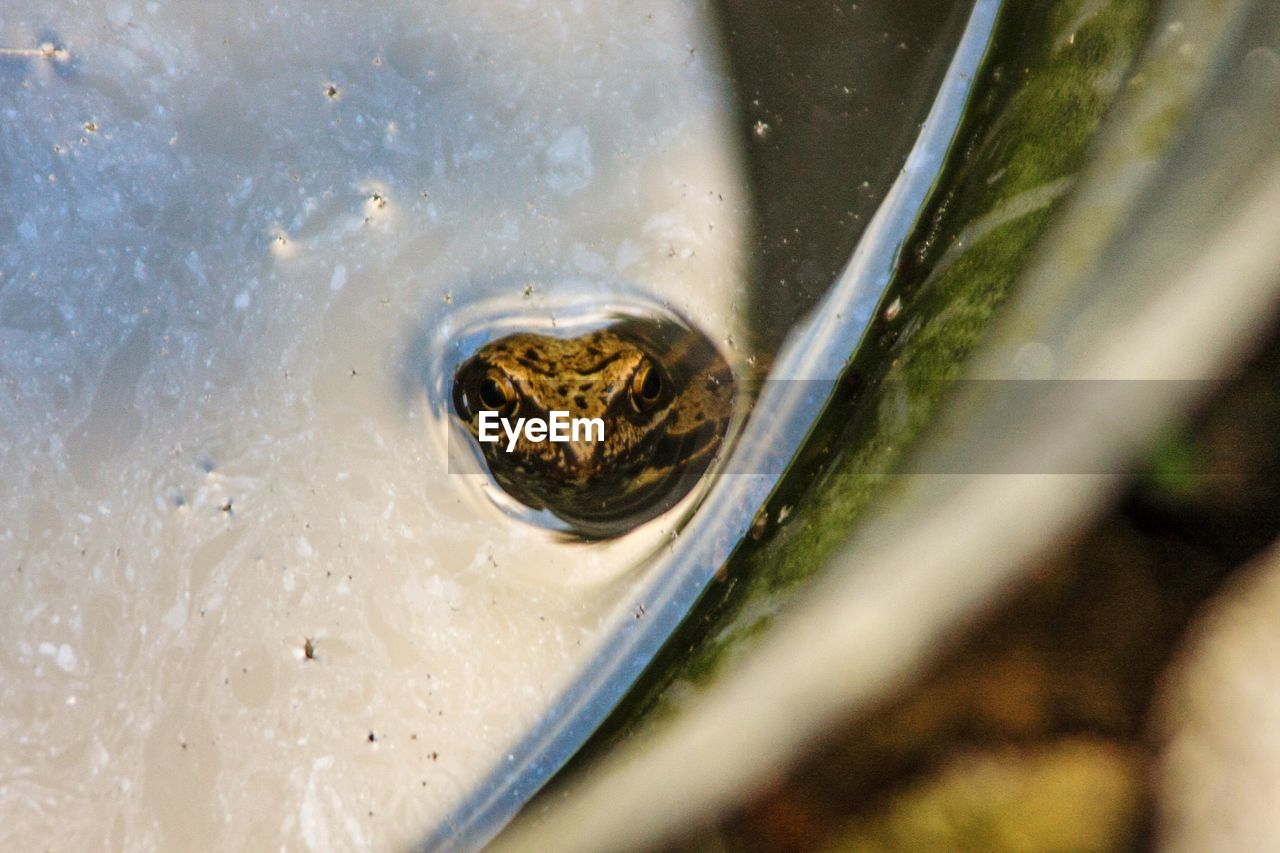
[558,441,593,470]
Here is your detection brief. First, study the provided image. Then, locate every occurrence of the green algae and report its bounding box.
[578,0,1160,750]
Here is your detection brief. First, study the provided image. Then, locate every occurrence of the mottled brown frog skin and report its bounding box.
[452,319,733,538]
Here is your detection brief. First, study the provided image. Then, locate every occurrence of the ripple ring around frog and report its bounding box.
[451,316,734,539]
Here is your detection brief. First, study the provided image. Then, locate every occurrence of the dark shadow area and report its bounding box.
[717,0,973,356]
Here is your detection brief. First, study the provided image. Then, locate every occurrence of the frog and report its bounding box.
[451,318,734,538]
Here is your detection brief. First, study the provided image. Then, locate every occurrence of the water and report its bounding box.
[433,1,999,845]
[0,1,748,848]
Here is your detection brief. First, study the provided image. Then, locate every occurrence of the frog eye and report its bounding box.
[628,361,664,412]
[476,368,518,416]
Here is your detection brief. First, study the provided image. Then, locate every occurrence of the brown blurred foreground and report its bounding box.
[686,313,1280,851]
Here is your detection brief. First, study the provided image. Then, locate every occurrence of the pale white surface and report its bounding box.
[1157,541,1280,853]
[0,1,746,849]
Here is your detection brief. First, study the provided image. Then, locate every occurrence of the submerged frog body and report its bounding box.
[452,319,733,537]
